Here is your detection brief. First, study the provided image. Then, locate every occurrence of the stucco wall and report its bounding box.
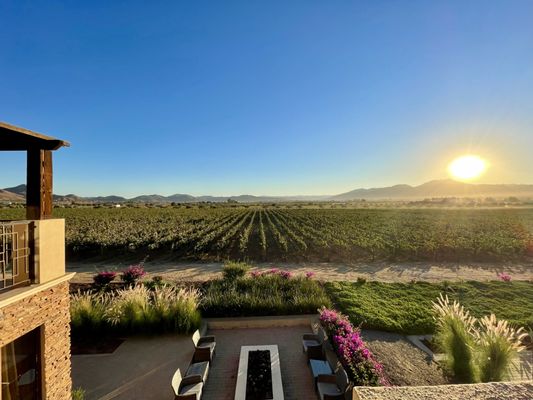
[33,219,66,284]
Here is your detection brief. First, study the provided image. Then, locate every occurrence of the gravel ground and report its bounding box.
[362,330,449,386]
[353,381,533,400]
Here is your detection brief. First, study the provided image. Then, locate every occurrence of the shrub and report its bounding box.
[202,274,331,317]
[121,264,146,286]
[433,294,478,382]
[222,262,250,280]
[497,272,512,282]
[305,271,316,279]
[144,275,167,290]
[93,271,117,288]
[357,277,367,284]
[319,307,387,386]
[475,314,526,382]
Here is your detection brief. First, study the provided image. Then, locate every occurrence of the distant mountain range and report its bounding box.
[2,180,533,203]
[332,180,533,201]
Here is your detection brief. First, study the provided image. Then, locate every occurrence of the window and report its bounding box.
[1,328,41,400]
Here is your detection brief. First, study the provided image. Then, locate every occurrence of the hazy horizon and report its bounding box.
[1,1,532,197]
[3,177,533,199]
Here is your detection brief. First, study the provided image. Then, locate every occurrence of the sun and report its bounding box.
[448,155,488,181]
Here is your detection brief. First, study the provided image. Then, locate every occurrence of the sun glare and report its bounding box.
[448,155,487,181]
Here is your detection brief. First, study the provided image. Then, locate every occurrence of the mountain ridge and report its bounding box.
[2,180,533,203]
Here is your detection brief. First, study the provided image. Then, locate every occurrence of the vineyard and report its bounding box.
[1,207,533,262]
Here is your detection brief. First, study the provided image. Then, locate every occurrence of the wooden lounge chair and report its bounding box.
[302,325,327,360]
[191,330,216,363]
[316,366,350,400]
[171,368,203,400]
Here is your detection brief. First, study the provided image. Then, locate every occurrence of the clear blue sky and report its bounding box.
[1,1,532,197]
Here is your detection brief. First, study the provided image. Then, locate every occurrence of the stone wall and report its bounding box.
[0,281,72,399]
[353,381,533,400]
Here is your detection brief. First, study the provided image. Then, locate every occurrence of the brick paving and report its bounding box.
[202,326,318,400]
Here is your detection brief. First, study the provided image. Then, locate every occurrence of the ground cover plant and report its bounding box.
[1,207,532,262]
[201,267,332,317]
[326,280,533,334]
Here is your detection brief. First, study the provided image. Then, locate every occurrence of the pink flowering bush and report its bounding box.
[305,271,316,279]
[250,268,296,280]
[121,264,146,286]
[93,271,117,287]
[280,270,293,279]
[497,272,512,282]
[319,307,388,386]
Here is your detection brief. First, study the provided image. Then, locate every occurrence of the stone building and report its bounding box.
[0,122,73,399]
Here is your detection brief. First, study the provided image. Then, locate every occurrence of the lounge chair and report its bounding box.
[186,360,209,382]
[171,368,203,400]
[302,325,327,360]
[192,330,216,363]
[316,366,350,400]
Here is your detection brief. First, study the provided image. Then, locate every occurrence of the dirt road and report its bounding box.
[67,259,533,283]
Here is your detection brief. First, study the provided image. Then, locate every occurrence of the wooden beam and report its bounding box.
[26,150,53,220]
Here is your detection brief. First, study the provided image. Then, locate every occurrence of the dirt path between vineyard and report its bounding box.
[67,258,533,283]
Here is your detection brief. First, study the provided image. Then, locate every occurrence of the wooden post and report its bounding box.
[26,149,53,220]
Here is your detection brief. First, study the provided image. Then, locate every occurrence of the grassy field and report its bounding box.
[325,280,533,334]
[1,206,532,262]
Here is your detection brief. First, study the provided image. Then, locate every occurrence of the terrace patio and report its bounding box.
[72,324,317,400]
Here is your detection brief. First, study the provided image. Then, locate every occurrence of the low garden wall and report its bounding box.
[353,381,533,400]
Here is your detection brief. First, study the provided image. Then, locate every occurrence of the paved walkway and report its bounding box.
[71,335,194,400]
[68,260,533,283]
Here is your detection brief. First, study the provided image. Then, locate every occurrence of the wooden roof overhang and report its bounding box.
[0,121,70,151]
[0,121,70,220]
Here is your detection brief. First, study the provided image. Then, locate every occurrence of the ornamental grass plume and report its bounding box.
[70,290,110,333]
[432,294,528,383]
[432,294,478,383]
[475,314,527,382]
[105,285,151,328]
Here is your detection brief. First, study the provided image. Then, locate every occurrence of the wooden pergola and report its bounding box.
[0,122,70,220]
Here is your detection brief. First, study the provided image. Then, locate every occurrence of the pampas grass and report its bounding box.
[475,314,527,382]
[432,294,527,383]
[433,294,478,382]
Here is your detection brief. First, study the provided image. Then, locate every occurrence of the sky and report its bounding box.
[1,1,532,197]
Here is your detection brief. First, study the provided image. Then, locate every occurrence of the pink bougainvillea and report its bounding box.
[319,307,388,386]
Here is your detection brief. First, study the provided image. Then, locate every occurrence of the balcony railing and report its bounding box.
[0,221,32,292]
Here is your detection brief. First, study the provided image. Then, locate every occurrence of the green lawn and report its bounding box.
[325,281,533,334]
